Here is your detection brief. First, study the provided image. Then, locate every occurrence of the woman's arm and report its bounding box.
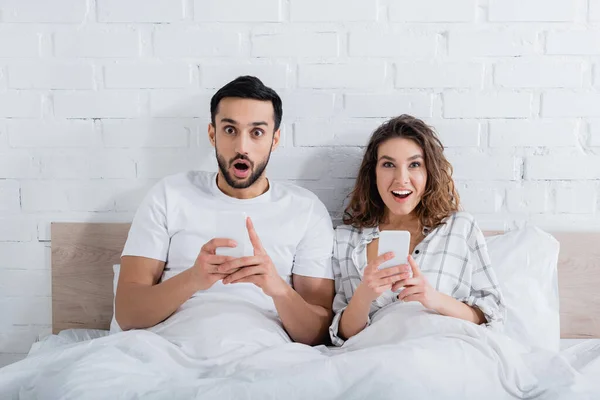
[338,255,410,340]
[394,256,486,325]
[338,286,374,340]
[431,293,486,324]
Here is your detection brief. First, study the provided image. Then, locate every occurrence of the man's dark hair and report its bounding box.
[210,76,283,131]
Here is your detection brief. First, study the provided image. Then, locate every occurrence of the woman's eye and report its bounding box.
[382,162,394,168]
[410,162,421,168]
[224,126,236,135]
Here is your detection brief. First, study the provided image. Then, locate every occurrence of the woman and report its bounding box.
[329,115,505,346]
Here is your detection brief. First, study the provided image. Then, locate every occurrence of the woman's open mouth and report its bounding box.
[391,189,413,203]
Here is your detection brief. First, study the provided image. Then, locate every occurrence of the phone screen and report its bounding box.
[377,230,411,270]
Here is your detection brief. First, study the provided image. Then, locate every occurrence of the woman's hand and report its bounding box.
[356,252,412,304]
[393,255,442,311]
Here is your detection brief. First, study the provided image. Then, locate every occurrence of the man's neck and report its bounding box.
[216,172,270,199]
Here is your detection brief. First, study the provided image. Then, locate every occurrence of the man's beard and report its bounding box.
[216,151,271,189]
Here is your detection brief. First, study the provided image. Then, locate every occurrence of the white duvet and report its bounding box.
[1,296,600,400]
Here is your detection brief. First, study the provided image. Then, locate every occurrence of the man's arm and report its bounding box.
[272,275,334,346]
[116,239,235,330]
[115,256,201,330]
[221,217,335,346]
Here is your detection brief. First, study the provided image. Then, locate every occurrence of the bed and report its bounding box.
[50,223,600,339]
[0,223,599,399]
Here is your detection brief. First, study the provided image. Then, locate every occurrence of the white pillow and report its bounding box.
[109,264,122,334]
[486,226,560,352]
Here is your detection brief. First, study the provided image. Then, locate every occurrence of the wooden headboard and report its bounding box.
[51,223,600,338]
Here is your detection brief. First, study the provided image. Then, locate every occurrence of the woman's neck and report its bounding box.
[379,212,421,235]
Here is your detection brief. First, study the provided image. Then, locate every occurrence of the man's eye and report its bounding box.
[224,126,236,135]
[253,130,264,137]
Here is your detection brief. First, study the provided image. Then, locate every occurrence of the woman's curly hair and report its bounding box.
[343,115,460,230]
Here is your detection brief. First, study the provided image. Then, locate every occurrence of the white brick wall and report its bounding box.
[1,0,599,367]
[252,31,339,58]
[395,63,483,89]
[542,92,600,117]
[444,92,532,118]
[389,0,476,22]
[546,31,600,55]
[494,61,583,88]
[97,0,184,23]
[196,0,282,22]
[54,27,141,58]
[8,63,95,90]
[488,0,577,22]
[591,0,600,21]
[290,0,377,22]
[154,27,242,57]
[348,29,438,57]
[449,29,537,57]
[299,63,386,89]
[0,27,41,57]
[0,0,87,23]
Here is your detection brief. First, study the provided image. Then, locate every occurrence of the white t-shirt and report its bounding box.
[122,170,334,313]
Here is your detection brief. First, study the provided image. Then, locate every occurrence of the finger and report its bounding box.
[394,277,421,288]
[206,254,236,265]
[229,275,262,286]
[206,264,240,275]
[388,273,413,290]
[375,274,404,287]
[217,255,264,273]
[374,265,410,279]
[368,252,395,273]
[202,238,237,254]
[210,273,229,281]
[408,255,421,277]
[246,217,265,255]
[400,294,422,303]
[398,286,422,301]
[223,266,264,284]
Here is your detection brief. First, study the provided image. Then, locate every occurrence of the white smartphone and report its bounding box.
[377,230,411,272]
[214,211,252,257]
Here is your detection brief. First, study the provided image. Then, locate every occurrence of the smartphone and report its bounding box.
[377,230,411,272]
[214,211,252,257]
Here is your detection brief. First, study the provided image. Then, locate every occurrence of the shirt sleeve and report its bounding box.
[458,223,506,330]
[291,198,334,279]
[121,180,170,262]
[329,232,348,346]
[328,231,372,346]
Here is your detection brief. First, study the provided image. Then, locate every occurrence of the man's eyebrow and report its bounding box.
[220,118,269,127]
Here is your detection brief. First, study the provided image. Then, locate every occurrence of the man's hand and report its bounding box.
[221,217,289,298]
[394,255,442,310]
[192,238,237,291]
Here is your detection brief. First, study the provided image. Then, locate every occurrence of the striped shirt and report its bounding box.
[329,211,506,346]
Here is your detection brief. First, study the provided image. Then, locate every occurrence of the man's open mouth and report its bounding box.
[232,160,251,178]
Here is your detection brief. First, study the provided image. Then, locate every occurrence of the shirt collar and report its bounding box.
[358,224,432,245]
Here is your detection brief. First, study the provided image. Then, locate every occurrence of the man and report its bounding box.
[115,76,335,346]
